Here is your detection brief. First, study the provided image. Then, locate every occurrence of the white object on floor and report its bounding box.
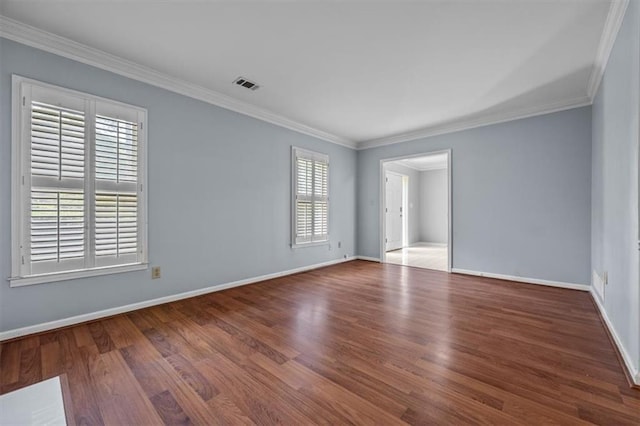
[0,376,67,425]
[386,242,448,271]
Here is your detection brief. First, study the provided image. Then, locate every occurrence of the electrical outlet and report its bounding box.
[151,266,161,279]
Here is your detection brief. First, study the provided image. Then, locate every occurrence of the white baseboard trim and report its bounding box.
[0,256,353,342]
[414,242,448,248]
[356,256,381,262]
[590,289,640,386]
[451,268,590,291]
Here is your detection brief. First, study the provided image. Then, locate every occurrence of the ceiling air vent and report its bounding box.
[233,77,260,91]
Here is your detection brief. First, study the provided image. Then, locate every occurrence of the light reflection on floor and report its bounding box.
[386,243,448,271]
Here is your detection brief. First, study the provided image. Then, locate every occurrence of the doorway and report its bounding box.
[381,150,452,272]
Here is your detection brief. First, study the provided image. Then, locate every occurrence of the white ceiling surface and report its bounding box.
[395,153,448,171]
[0,1,613,146]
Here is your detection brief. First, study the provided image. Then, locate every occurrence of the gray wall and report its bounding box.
[357,106,592,285]
[0,38,357,333]
[419,169,448,244]
[383,162,421,245]
[591,0,639,376]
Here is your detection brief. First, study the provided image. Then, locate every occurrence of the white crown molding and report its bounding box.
[587,0,630,100]
[0,10,618,152]
[0,16,356,149]
[357,95,592,150]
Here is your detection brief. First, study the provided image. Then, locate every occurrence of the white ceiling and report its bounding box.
[394,153,448,171]
[0,1,619,148]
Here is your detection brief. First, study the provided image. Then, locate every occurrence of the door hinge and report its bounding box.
[22,96,26,107]
[385,238,388,243]
[386,177,388,182]
[140,122,144,130]
[385,208,388,213]
[21,255,25,265]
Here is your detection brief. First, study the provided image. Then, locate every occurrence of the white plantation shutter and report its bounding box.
[28,95,87,274]
[95,115,138,182]
[94,107,140,267]
[30,101,85,179]
[30,190,85,260]
[11,77,147,284]
[293,147,329,245]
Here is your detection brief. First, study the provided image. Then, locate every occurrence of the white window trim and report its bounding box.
[291,146,329,248]
[10,75,148,287]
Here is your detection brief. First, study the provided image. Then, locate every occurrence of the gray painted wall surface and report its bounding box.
[591,1,640,375]
[419,169,448,244]
[0,38,357,333]
[383,162,421,245]
[357,106,592,285]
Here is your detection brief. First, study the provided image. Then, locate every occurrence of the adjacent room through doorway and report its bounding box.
[382,151,451,271]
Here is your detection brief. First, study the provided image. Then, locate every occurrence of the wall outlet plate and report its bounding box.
[151,266,161,279]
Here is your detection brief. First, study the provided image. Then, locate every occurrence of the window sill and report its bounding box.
[8,263,149,287]
[292,240,330,249]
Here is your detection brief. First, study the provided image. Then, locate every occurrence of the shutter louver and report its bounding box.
[95,113,139,265]
[296,200,313,242]
[95,193,138,257]
[30,190,84,262]
[314,201,328,237]
[293,148,329,245]
[96,116,138,183]
[31,101,85,179]
[29,100,86,270]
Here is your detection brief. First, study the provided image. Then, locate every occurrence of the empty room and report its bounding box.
[0,0,639,425]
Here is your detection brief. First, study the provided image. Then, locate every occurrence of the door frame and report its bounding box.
[384,170,408,251]
[379,149,452,272]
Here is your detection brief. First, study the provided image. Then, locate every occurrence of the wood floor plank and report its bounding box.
[88,349,163,425]
[0,341,20,388]
[120,341,232,425]
[62,341,105,425]
[72,324,96,348]
[195,355,316,424]
[1,261,638,425]
[101,315,147,349]
[40,340,62,380]
[165,353,217,402]
[87,321,116,354]
[205,395,255,426]
[149,390,192,426]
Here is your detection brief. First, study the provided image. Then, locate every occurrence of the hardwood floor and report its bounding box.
[1,260,639,425]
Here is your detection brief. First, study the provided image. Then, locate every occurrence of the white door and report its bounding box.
[385,172,403,251]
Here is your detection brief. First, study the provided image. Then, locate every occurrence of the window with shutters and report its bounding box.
[10,76,148,286]
[292,147,329,246]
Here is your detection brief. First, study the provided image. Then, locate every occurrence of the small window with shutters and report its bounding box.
[292,147,329,246]
[10,76,148,286]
